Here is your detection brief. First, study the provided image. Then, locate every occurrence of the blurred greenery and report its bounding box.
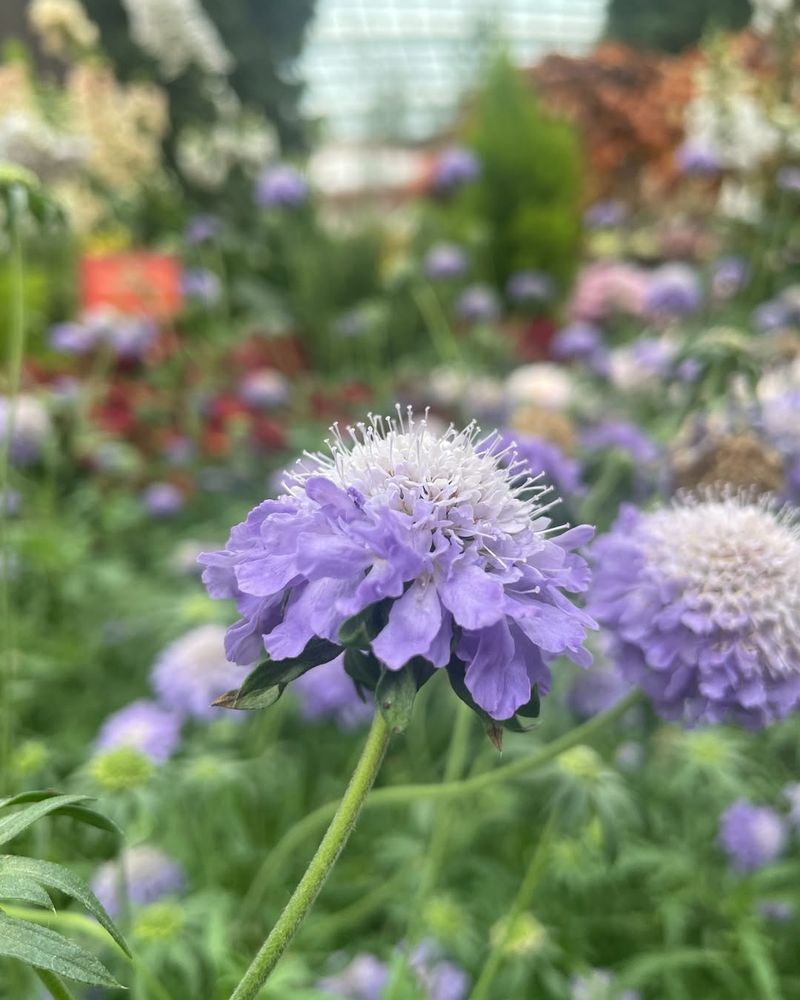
[606,0,753,53]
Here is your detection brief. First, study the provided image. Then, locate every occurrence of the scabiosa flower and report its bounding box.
[675,139,721,175]
[455,284,499,324]
[423,243,467,281]
[590,493,800,728]
[254,163,309,208]
[200,409,595,722]
[151,624,251,720]
[569,262,648,323]
[494,430,584,499]
[184,213,220,245]
[141,481,185,518]
[92,846,185,919]
[580,421,660,466]
[571,968,641,1000]
[719,800,787,872]
[431,145,480,193]
[757,899,795,922]
[712,256,749,300]
[318,953,389,999]
[0,394,52,465]
[94,699,181,764]
[506,269,555,306]
[48,320,98,355]
[583,200,626,229]
[567,661,631,720]
[410,940,470,1000]
[181,267,221,306]
[645,263,703,319]
[238,368,290,410]
[551,322,606,366]
[292,654,372,728]
[83,308,157,360]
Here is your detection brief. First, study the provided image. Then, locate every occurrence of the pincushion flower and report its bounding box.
[94,699,181,763]
[645,264,702,319]
[92,846,185,919]
[141,481,185,518]
[254,164,308,208]
[589,494,800,727]
[455,284,500,324]
[151,623,252,720]
[431,145,480,192]
[0,394,52,465]
[200,409,595,722]
[293,654,373,728]
[719,800,787,872]
[423,243,468,281]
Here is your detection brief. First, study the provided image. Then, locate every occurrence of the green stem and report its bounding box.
[242,690,642,918]
[34,968,76,1000]
[0,221,25,793]
[468,810,558,1000]
[412,282,463,365]
[229,711,392,1000]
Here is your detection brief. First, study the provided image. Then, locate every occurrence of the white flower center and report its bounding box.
[644,494,800,675]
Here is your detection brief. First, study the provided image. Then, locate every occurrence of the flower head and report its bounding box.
[141,482,185,518]
[238,368,290,410]
[569,261,648,323]
[201,409,594,722]
[181,267,221,305]
[292,654,373,728]
[94,699,181,763]
[590,494,800,727]
[254,164,308,208]
[0,394,51,465]
[423,243,467,281]
[551,322,606,366]
[777,166,800,193]
[455,284,499,324]
[645,264,703,319]
[712,256,749,300]
[151,624,251,720]
[318,954,388,999]
[583,200,626,229]
[571,968,641,1000]
[506,269,555,305]
[675,140,721,175]
[92,846,185,918]
[431,145,480,192]
[184,213,220,245]
[719,800,787,872]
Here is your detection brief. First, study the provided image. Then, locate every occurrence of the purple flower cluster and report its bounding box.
[551,322,607,370]
[567,660,631,720]
[318,941,468,1000]
[719,800,787,872]
[424,243,468,281]
[141,482,185,519]
[94,699,182,763]
[292,655,373,728]
[579,421,660,467]
[675,140,721,175]
[181,267,221,306]
[711,257,749,300]
[255,164,309,208]
[583,200,626,229]
[590,494,800,727]
[455,284,499,324]
[431,145,480,193]
[506,270,555,305]
[201,409,595,721]
[644,264,703,319]
[0,394,51,466]
[92,845,185,918]
[48,308,157,360]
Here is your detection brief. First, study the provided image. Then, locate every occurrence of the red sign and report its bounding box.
[81,253,182,319]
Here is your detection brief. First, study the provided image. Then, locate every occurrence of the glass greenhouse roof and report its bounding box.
[300,0,607,141]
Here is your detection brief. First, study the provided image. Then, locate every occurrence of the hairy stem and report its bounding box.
[34,969,76,1000]
[229,711,391,1000]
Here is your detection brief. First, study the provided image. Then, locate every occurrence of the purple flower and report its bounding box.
[83,309,157,360]
[753,298,790,332]
[589,495,800,728]
[583,200,626,229]
[151,624,251,720]
[431,145,480,192]
[455,284,499,324]
[91,846,185,918]
[776,166,800,193]
[757,899,795,922]
[645,264,703,318]
[495,429,584,499]
[506,270,555,305]
[571,969,640,1000]
[200,409,595,722]
[410,941,470,1000]
[292,655,373,728]
[94,699,181,763]
[675,140,721,175]
[184,213,220,245]
[318,954,389,999]
[423,243,467,281]
[181,267,221,306]
[238,368,290,409]
[712,257,749,300]
[48,321,98,355]
[141,482,185,519]
[567,661,631,720]
[719,800,787,872]
[0,394,51,465]
[551,322,606,364]
[254,164,309,208]
[580,421,660,466]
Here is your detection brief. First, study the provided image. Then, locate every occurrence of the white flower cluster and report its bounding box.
[176,111,276,189]
[120,0,232,80]
[0,111,87,181]
[750,0,799,34]
[685,88,780,174]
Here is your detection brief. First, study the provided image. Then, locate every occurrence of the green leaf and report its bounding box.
[338,601,389,649]
[0,795,105,848]
[376,666,417,734]
[0,874,53,909]
[0,856,130,958]
[0,791,120,835]
[343,648,382,691]
[213,637,340,711]
[0,912,122,988]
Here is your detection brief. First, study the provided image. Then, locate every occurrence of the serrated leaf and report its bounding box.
[0,856,130,958]
[0,795,100,848]
[0,874,53,909]
[0,912,122,988]
[212,637,341,711]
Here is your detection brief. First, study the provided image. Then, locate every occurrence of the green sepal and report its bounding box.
[376,665,418,734]
[338,601,390,649]
[213,637,341,711]
[343,648,382,694]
